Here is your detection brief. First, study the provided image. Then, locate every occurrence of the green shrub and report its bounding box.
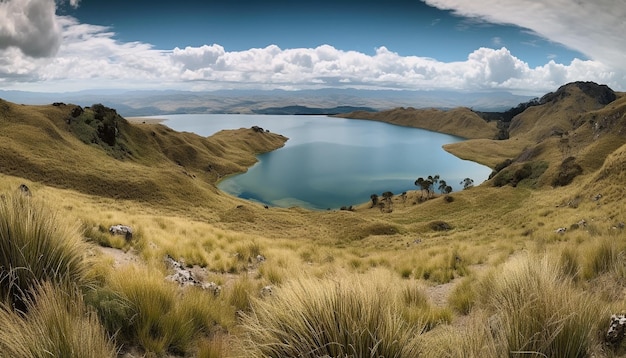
[0,282,115,358]
[239,271,424,358]
[0,193,91,311]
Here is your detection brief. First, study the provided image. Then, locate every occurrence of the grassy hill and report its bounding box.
[1,81,626,357]
[336,106,500,139]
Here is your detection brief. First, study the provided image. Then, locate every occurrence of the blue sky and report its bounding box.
[1,0,624,95]
[65,0,583,67]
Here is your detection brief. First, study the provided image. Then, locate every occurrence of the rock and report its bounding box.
[260,285,274,297]
[201,282,222,296]
[256,254,266,263]
[164,255,221,293]
[607,314,626,346]
[109,224,133,240]
[18,184,31,197]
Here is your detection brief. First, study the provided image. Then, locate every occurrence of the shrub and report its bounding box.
[0,282,115,358]
[429,220,452,231]
[0,193,91,311]
[239,272,425,357]
[552,156,583,187]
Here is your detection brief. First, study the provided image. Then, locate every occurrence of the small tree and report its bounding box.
[370,194,379,208]
[461,178,474,190]
[382,191,394,212]
[438,179,448,195]
[415,177,433,200]
[427,175,440,198]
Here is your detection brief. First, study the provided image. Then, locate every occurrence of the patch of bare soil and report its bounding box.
[99,247,141,267]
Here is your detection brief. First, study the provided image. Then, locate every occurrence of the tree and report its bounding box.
[427,174,440,198]
[415,177,433,200]
[370,194,379,208]
[438,179,448,195]
[461,177,474,190]
[382,191,394,212]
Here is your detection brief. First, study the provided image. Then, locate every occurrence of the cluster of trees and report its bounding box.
[369,175,474,211]
[414,174,473,200]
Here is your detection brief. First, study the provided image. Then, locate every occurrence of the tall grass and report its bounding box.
[97,265,230,356]
[0,193,91,310]
[239,271,425,358]
[475,254,606,357]
[0,282,116,358]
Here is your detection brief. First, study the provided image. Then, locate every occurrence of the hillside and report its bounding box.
[336,106,500,139]
[0,100,287,213]
[1,82,626,357]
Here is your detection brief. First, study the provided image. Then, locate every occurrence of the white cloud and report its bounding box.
[422,0,626,71]
[0,12,623,95]
[0,0,61,57]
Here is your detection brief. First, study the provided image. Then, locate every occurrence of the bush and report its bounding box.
[239,272,424,357]
[0,193,91,311]
[552,156,583,186]
[429,220,452,231]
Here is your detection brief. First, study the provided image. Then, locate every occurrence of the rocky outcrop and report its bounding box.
[164,255,221,295]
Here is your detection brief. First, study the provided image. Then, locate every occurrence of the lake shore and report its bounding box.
[125,116,166,124]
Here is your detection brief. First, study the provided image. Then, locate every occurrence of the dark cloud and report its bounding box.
[0,0,62,57]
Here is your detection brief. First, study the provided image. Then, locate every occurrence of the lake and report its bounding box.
[159,114,492,210]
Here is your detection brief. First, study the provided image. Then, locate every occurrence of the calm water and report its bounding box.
[159,114,491,210]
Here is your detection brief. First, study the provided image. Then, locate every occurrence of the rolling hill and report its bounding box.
[1,81,626,357]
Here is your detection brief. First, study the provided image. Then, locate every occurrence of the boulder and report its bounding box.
[109,224,133,240]
[607,314,626,346]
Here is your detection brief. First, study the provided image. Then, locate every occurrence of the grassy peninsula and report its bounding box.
[1,81,626,357]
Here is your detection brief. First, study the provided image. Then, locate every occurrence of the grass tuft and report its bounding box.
[476,254,606,358]
[0,193,92,311]
[0,282,116,358]
[239,271,425,357]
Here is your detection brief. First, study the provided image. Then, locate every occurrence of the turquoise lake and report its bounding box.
[160,114,492,210]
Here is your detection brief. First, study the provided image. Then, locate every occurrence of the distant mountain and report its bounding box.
[252,105,376,115]
[0,88,534,117]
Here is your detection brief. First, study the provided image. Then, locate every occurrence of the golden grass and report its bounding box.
[238,270,427,358]
[0,193,92,311]
[1,92,626,356]
[0,282,116,358]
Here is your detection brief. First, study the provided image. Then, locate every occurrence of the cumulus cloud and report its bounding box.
[0,0,62,57]
[422,0,626,70]
[0,12,622,94]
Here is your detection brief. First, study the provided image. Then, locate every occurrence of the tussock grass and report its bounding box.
[0,193,91,310]
[475,254,607,358]
[97,265,231,356]
[239,271,426,358]
[0,282,115,358]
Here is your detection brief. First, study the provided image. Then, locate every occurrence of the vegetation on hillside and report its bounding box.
[0,81,625,357]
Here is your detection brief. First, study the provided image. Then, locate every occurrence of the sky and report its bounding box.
[1,0,625,96]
